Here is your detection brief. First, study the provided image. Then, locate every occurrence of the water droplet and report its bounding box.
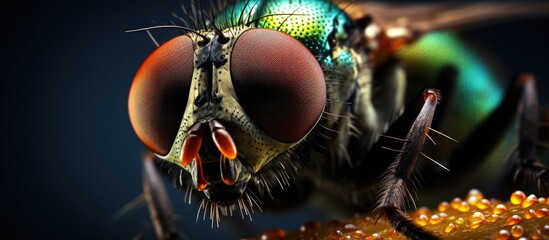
[429,214,442,225]
[261,229,286,239]
[467,211,485,229]
[343,223,357,231]
[494,229,511,240]
[362,216,374,224]
[477,199,491,210]
[349,230,365,239]
[444,223,456,233]
[414,207,429,217]
[535,208,548,218]
[506,214,522,225]
[451,198,462,210]
[415,214,429,226]
[300,221,320,232]
[455,217,465,225]
[458,202,471,212]
[511,191,526,205]
[531,229,543,240]
[328,230,343,240]
[493,204,507,215]
[524,209,536,219]
[365,233,382,240]
[466,189,483,205]
[387,229,400,238]
[511,225,524,238]
[438,201,449,212]
[487,214,499,223]
[521,194,537,208]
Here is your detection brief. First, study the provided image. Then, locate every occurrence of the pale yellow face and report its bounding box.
[129,24,327,200]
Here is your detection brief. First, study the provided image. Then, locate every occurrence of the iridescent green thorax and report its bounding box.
[215,0,353,56]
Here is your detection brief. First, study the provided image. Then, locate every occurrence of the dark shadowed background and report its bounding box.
[1,0,548,239]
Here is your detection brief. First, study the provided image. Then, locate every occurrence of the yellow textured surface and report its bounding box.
[252,190,549,239]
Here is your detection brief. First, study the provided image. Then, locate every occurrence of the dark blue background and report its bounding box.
[1,0,548,239]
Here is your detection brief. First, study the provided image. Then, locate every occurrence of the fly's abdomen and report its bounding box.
[397,32,509,167]
[398,32,503,135]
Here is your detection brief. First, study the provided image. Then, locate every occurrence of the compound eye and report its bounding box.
[129,35,194,155]
[231,29,326,143]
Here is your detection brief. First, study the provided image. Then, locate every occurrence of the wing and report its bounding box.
[341,1,549,34]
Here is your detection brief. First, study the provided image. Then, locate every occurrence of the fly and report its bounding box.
[125,1,549,239]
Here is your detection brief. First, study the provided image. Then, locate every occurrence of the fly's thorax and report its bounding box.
[323,46,363,124]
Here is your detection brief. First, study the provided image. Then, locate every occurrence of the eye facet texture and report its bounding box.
[129,36,194,155]
[231,29,326,143]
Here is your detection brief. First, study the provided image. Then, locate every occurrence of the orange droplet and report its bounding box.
[387,229,400,238]
[476,199,491,210]
[451,198,462,210]
[455,217,465,225]
[506,214,522,225]
[415,214,429,227]
[343,223,357,231]
[358,216,374,226]
[429,214,442,225]
[415,207,429,216]
[511,191,526,205]
[494,229,511,240]
[487,214,499,223]
[300,221,321,232]
[349,230,365,239]
[521,194,537,208]
[458,202,471,212]
[261,229,286,239]
[535,208,548,218]
[365,233,383,240]
[523,209,535,219]
[493,204,507,215]
[511,225,524,238]
[444,223,456,233]
[538,197,546,203]
[467,211,485,229]
[466,189,483,205]
[328,230,343,240]
[532,229,543,239]
[438,201,449,212]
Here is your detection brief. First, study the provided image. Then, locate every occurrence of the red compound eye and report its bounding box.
[231,29,326,143]
[128,35,194,155]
